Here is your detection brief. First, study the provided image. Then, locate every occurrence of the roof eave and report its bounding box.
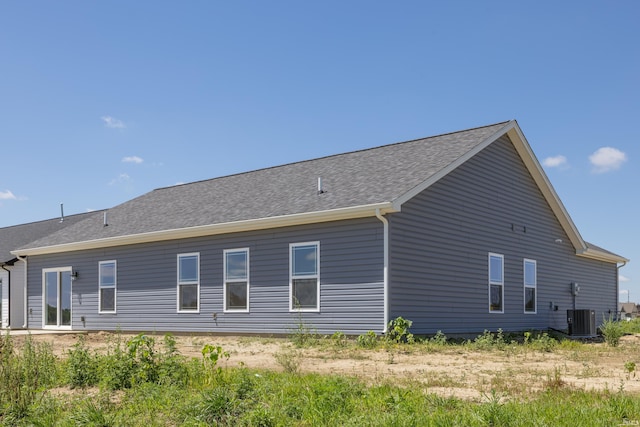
[577,248,629,264]
[12,202,397,256]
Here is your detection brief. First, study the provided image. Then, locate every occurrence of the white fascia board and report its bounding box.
[12,202,397,256]
[577,248,629,264]
[392,121,517,211]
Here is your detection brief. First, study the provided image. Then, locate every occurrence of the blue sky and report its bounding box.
[1,2,638,301]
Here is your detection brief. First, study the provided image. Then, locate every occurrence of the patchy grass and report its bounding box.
[6,329,640,426]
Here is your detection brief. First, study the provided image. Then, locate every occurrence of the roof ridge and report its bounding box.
[156,120,512,192]
[0,210,104,231]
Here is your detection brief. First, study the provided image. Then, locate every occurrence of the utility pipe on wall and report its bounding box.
[617,261,628,321]
[375,209,389,334]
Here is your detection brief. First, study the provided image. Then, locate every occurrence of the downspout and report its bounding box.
[16,255,27,329]
[375,209,389,334]
[617,261,627,321]
[1,264,9,328]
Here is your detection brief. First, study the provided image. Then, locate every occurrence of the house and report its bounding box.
[10,120,628,335]
[1,212,96,329]
[619,303,638,321]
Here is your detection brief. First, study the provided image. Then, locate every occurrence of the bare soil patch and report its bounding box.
[13,331,640,401]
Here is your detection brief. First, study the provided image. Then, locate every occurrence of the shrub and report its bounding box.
[601,316,625,347]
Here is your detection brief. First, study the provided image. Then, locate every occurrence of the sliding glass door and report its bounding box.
[43,268,72,329]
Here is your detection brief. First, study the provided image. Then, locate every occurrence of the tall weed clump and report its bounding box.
[601,316,625,347]
[99,331,136,390]
[0,333,59,420]
[523,331,558,352]
[471,329,507,350]
[66,334,99,388]
[288,308,319,347]
[357,331,378,349]
[99,332,189,390]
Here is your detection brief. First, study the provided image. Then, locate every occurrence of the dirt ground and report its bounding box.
[11,331,640,401]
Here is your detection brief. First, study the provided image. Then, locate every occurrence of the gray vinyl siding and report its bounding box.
[26,218,384,335]
[388,135,618,335]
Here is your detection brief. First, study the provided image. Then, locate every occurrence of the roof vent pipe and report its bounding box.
[317,177,325,194]
[60,203,64,223]
[103,211,108,227]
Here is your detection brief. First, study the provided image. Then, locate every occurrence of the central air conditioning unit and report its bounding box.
[567,309,596,337]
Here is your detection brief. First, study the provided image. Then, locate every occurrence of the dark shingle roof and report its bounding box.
[20,122,509,250]
[1,212,100,262]
[585,241,626,260]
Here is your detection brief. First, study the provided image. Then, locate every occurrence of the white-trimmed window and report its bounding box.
[99,260,117,313]
[290,242,320,312]
[524,259,537,313]
[489,253,504,313]
[177,253,199,312]
[224,248,249,312]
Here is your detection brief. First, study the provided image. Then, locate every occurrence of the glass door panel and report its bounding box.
[61,271,72,326]
[45,271,58,326]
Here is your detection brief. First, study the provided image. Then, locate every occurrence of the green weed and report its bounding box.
[0,333,59,420]
[601,315,625,347]
[274,348,302,374]
[356,331,378,349]
[66,334,99,388]
[385,317,415,344]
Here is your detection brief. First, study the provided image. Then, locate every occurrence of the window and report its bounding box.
[489,253,504,313]
[524,259,537,313]
[290,242,319,311]
[99,261,117,313]
[177,253,199,312]
[224,248,249,312]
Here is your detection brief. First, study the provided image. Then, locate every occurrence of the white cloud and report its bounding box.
[108,173,131,186]
[620,275,630,282]
[101,115,126,129]
[122,156,144,164]
[589,147,627,173]
[543,155,567,168]
[0,190,17,200]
